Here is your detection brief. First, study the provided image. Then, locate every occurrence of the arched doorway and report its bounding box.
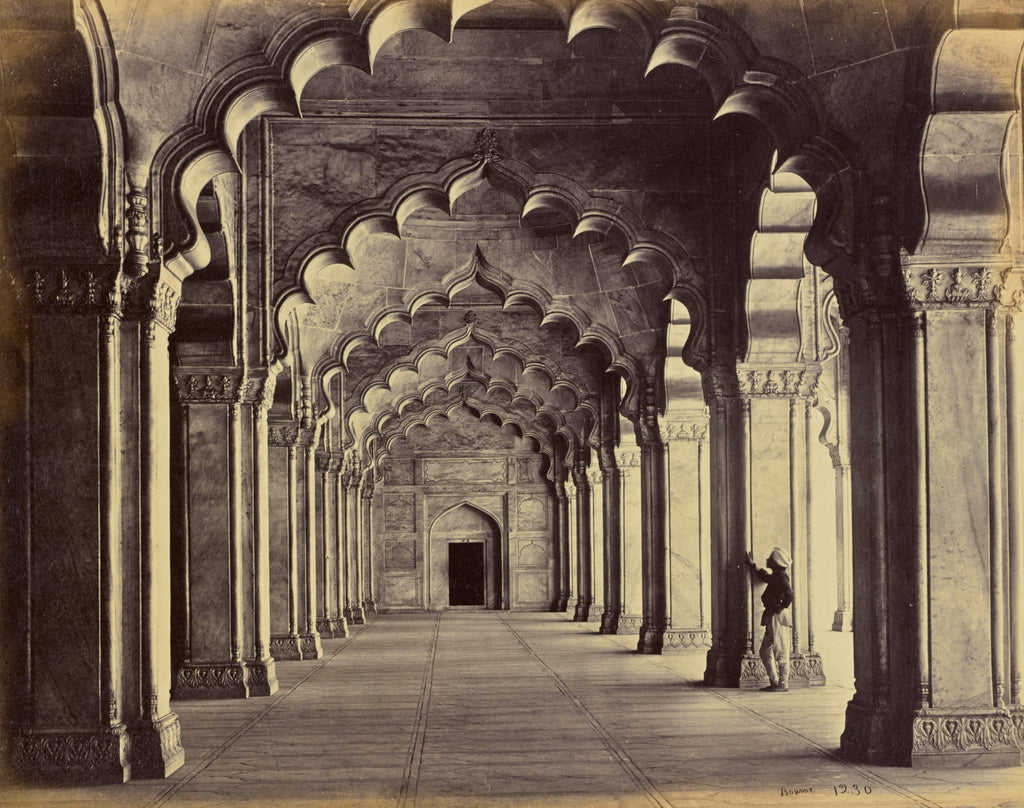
[429,504,502,610]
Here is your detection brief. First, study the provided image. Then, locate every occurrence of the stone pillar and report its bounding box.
[634,390,669,654]
[617,449,643,634]
[171,373,255,699]
[249,383,278,693]
[9,265,135,783]
[598,380,623,635]
[841,261,1024,767]
[553,458,571,612]
[702,365,825,687]
[133,278,186,778]
[830,329,854,632]
[361,477,377,614]
[332,463,350,636]
[663,416,712,651]
[346,459,366,625]
[267,425,316,660]
[301,444,323,659]
[316,455,335,638]
[702,373,750,687]
[589,468,605,618]
[573,457,593,622]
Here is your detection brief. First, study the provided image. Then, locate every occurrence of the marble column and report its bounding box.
[617,449,643,634]
[361,478,377,614]
[316,455,336,638]
[301,445,323,659]
[635,389,669,654]
[267,425,317,659]
[598,382,623,635]
[830,330,854,632]
[133,279,186,777]
[9,266,136,783]
[554,456,571,612]
[346,461,367,625]
[332,463,350,636]
[573,458,593,622]
[663,416,712,651]
[589,468,605,619]
[249,384,278,693]
[841,262,1024,767]
[171,373,255,699]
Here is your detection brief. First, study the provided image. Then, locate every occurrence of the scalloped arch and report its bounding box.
[155,0,843,290]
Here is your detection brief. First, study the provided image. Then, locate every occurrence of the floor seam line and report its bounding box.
[591,626,943,808]
[499,614,675,808]
[147,621,378,808]
[397,612,442,808]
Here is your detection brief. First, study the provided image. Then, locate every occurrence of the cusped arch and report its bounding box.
[428,500,503,539]
[154,0,846,296]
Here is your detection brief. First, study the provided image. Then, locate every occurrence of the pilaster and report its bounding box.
[635,385,668,655]
[840,255,1024,766]
[663,416,712,651]
[616,449,643,634]
[572,457,593,622]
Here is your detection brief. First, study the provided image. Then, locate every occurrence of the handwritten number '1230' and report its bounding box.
[834,785,871,795]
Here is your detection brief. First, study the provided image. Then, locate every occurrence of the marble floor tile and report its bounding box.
[3,613,1024,807]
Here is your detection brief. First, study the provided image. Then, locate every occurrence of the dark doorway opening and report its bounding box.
[448,542,485,606]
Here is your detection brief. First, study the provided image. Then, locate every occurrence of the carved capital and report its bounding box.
[736,364,821,399]
[615,450,640,469]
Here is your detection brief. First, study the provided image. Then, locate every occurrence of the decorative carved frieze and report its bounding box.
[662,629,712,650]
[172,662,249,698]
[615,451,640,468]
[15,264,127,318]
[664,420,709,442]
[902,261,1023,310]
[912,708,1024,754]
[267,423,318,447]
[174,373,257,404]
[737,366,820,399]
[11,725,130,781]
[617,615,643,631]
[269,634,303,661]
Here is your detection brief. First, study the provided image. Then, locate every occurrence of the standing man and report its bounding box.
[746,547,794,692]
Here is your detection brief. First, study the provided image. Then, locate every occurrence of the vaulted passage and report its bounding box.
[4,613,1020,807]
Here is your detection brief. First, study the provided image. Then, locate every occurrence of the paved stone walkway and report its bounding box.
[3,612,1023,807]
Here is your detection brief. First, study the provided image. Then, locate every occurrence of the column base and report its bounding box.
[270,634,303,661]
[316,617,336,638]
[331,617,350,637]
[556,595,570,612]
[11,724,131,784]
[840,695,906,765]
[832,608,853,631]
[911,707,1024,768]
[618,614,643,632]
[636,625,665,654]
[703,645,744,687]
[795,651,826,685]
[131,713,185,779]
[299,631,323,659]
[573,601,591,622]
[172,661,250,700]
[246,657,279,696]
[346,606,366,625]
[364,599,377,614]
[598,612,620,634]
[661,628,712,652]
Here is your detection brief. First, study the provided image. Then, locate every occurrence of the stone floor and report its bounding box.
[3,612,1023,808]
